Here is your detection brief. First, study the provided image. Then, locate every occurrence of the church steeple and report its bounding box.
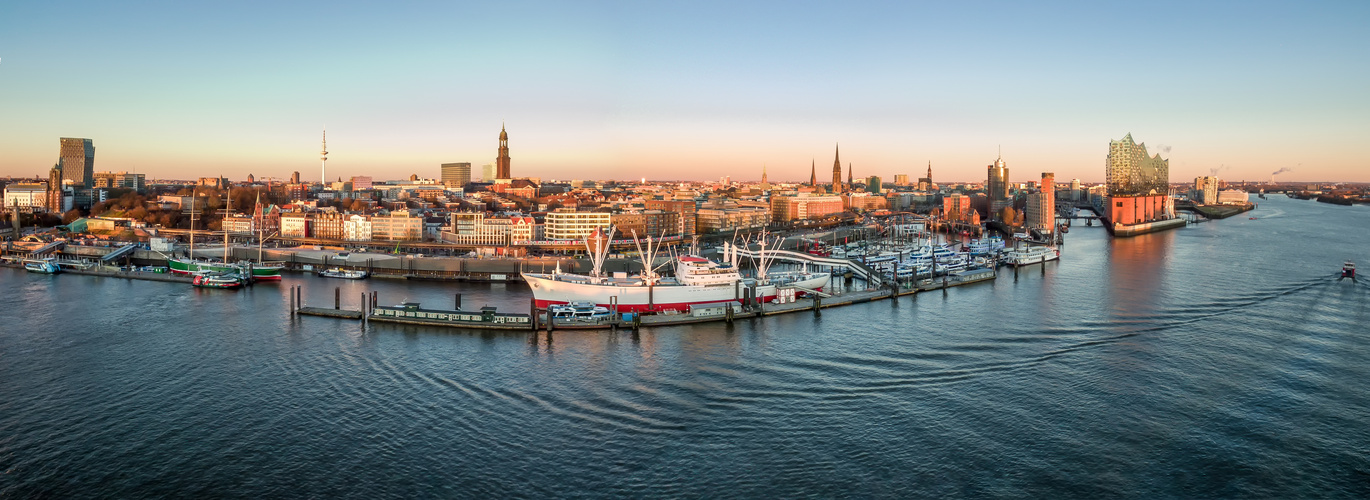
[831,143,843,194]
[809,159,817,186]
[760,164,770,190]
[847,162,853,190]
[496,123,511,179]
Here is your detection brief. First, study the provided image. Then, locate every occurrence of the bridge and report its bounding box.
[732,247,883,287]
[31,239,67,255]
[100,243,140,262]
[779,284,833,299]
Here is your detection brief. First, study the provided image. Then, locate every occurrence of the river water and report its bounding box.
[2,196,1368,498]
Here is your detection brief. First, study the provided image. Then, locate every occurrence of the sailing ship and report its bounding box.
[169,188,283,280]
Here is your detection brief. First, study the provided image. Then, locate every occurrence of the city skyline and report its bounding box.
[1,1,1367,183]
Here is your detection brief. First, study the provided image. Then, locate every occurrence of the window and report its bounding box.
[1116,202,1123,207]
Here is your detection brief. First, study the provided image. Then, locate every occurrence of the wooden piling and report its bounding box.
[334,287,340,309]
[813,296,821,317]
[530,297,538,331]
[289,286,295,313]
[454,293,461,310]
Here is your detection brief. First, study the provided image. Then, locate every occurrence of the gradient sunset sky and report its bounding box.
[1,1,1366,183]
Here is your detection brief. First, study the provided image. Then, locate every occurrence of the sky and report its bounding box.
[1,1,1367,184]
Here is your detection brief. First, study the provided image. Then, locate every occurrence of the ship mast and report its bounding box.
[223,184,231,263]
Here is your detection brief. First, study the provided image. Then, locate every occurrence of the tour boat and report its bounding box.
[1343,261,1356,279]
[191,272,247,289]
[23,258,61,274]
[523,228,829,313]
[319,268,368,280]
[1004,246,1060,267]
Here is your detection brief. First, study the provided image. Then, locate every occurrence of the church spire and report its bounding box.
[831,143,843,194]
[809,159,817,186]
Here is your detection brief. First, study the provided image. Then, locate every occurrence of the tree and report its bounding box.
[62,209,83,224]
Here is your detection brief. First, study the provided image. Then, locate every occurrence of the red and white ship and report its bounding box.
[522,227,829,313]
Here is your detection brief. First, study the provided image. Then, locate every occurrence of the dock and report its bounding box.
[289,265,1011,333]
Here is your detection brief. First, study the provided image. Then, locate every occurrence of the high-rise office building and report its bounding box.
[481,164,496,182]
[1026,172,1056,232]
[47,165,64,213]
[986,155,1010,214]
[496,125,511,179]
[867,175,881,194]
[291,171,301,184]
[441,162,472,188]
[59,138,95,188]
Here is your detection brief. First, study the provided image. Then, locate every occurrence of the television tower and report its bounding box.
[320,128,329,184]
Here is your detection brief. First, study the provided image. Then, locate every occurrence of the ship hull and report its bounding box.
[523,273,830,313]
[169,258,283,280]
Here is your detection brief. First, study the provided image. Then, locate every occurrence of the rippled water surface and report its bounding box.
[2,196,1369,498]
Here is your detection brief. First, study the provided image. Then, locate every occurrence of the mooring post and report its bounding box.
[334,287,340,309]
[530,297,538,332]
[1014,265,1019,282]
[813,296,821,317]
[361,293,367,325]
[1041,260,1046,276]
[454,293,461,310]
[289,286,295,314]
[297,285,302,310]
[371,290,377,308]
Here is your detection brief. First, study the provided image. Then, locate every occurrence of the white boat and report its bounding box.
[523,228,829,313]
[23,258,61,274]
[1005,246,1059,267]
[319,268,368,280]
[549,301,611,320]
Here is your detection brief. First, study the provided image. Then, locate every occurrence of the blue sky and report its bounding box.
[1,1,1366,183]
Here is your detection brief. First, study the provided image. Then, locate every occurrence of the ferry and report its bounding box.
[191,272,247,289]
[1004,246,1059,267]
[23,258,61,274]
[319,268,368,280]
[1343,261,1356,279]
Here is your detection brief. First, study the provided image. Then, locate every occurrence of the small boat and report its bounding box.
[549,301,611,321]
[23,258,61,274]
[1249,217,1257,220]
[192,272,246,289]
[319,268,368,280]
[1343,261,1356,279]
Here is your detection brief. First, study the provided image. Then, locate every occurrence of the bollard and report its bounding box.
[530,297,539,332]
[334,287,340,309]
